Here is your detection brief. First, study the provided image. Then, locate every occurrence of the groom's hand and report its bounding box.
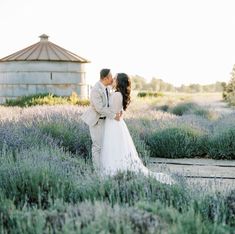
[114,113,121,121]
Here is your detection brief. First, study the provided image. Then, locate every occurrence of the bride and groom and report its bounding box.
[81,69,175,185]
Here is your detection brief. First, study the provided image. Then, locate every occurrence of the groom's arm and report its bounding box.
[90,89,116,119]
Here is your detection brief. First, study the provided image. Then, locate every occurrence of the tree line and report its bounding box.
[130,75,224,93]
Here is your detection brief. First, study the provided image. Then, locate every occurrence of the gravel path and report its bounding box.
[149,158,235,193]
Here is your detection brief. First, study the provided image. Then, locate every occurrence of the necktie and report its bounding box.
[105,88,109,107]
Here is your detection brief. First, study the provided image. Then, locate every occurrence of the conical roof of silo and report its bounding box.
[0,34,90,63]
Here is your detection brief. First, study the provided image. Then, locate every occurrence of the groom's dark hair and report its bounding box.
[100,68,110,79]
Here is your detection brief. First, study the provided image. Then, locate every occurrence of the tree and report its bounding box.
[223,65,235,105]
[130,75,147,90]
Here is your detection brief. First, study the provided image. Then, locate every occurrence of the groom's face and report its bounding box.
[105,72,113,86]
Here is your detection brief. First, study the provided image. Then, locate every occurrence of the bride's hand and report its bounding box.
[114,113,121,121]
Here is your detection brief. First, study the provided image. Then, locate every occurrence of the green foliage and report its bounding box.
[158,104,170,112]
[4,92,90,107]
[147,126,206,158]
[193,108,219,120]
[223,65,235,106]
[170,102,218,120]
[68,91,90,105]
[1,197,232,234]
[225,190,235,226]
[0,142,234,232]
[131,75,147,90]
[39,122,91,158]
[131,76,175,92]
[0,198,163,234]
[131,75,224,93]
[207,127,235,159]
[177,82,224,93]
[194,192,226,224]
[147,78,175,92]
[0,145,187,210]
[5,93,51,107]
[0,101,235,233]
[139,202,231,234]
[0,147,79,209]
[40,122,77,152]
[170,102,199,116]
[137,91,164,98]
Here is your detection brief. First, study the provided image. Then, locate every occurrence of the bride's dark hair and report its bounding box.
[115,73,131,111]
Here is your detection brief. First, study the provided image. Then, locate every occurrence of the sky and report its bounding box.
[0,0,235,86]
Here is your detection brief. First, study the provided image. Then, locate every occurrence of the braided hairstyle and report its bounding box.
[115,73,131,111]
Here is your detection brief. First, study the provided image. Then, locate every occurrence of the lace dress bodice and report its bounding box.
[109,92,123,114]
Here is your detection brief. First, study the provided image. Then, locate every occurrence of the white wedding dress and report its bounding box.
[100,92,175,185]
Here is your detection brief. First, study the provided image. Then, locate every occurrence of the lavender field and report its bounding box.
[0,93,235,233]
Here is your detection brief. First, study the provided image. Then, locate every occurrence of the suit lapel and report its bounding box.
[96,82,107,105]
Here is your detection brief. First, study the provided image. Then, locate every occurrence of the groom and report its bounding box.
[81,68,121,172]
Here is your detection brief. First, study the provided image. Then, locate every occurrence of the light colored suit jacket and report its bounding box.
[81,81,116,127]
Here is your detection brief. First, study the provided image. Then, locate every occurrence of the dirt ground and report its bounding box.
[189,92,235,114]
[149,158,235,193]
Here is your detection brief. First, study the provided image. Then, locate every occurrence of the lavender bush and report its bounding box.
[0,103,234,160]
[147,126,207,158]
[0,97,235,234]
[0,144,233,233]
[0,100,235,233]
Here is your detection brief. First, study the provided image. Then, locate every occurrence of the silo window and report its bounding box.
[50,72,53,80]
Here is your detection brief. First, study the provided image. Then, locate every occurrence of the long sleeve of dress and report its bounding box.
[111,92,123,113]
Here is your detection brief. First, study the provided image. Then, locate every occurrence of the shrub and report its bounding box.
[68,91,90,105]
[0,200,163,234]
[147,126,206,158]
[5,93,51,107]
[137,91,164,98]
[207,126,235,159]
[193,108,219,120]
[0,145,187,209]
[39,121,91,158]
[139,201,230,234]
[225,190,235,226]
[223,66,235,106]
[30,94,68,106]
[195,192,226,224]
[169,102,219,120]
[4,93,90,107]
[170,102,199,116]
[0,143,234,232]
[0,146,86,209]
[0,121,55,152]
[158,104,170,112]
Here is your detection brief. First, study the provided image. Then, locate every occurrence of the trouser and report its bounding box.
[89,119,105,172]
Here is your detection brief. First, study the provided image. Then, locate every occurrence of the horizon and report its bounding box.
[1,0,235,86]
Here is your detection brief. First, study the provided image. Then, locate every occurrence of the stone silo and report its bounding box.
[0,34,90,103]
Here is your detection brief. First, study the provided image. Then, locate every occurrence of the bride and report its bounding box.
[100,73,175,185]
